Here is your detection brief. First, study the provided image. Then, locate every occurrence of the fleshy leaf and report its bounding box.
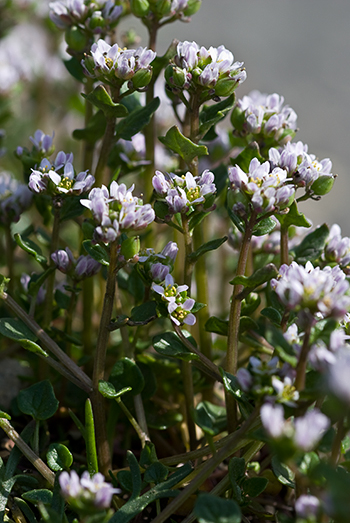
[17,380,59,421]
[144,462,168,485]
[152,331,199,362]
[292,223,329,264]
[82,85,129,119]
[192,401,227,437]
[73,110,107,143]
[187,236,227,262]
[22,489,53,506]
[14,233,47,266]
[230,141,263,172]
[242,476,268,497]
[253,216,277,237]
[199,95,235,138]
[115,97,160,141]
[98,380,132,399]
[83,239,109,265]
[193,493,242,523]
[205,316,228,336]
[276,201,311,229]
[271,455,295,488]
[46,443,73,472]
[230,263,278,288]
[159,125,208,165]
[109,358,145,396]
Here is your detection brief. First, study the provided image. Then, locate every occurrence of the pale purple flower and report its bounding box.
[49,0,122,33]
[294,409,330,451]
[59,470,120,510]
[236,368,253,391]
[81,182,154,244]
[328,347,350,403]
[260,403,287,439]
[295,495,321,519]
[152,274,197,325]
[51,248,101,280]
[272,376,299,406]
[29,129,54,154]
[271,261,350,319]
[20,273,46,304]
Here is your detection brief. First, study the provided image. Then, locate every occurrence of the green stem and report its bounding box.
[330,417,347,466]
[0,418,55,486]
[226,212,257,432]
[33,420,40,455]
[94,116,116,187]
[91,240,118,475]
[116,397,150,448]
[1,292,92,392]
[85,398,99,475]
[133,393,150,442]
[295,323,312,391]
[5,226,14,294]
[280,225,289,266]
[43,205,60,328]
[150,406,259,523]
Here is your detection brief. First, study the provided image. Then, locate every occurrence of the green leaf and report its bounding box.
[147,410,183,430]
[229,457,246,483]
[199,95,235,138]
[115,97,160,140]
[242,476,268,497]
[98,380,132,399]
[0,318,48,357]
[46,443,73,472]
[152,331,199,362]
[73,110,107,143]
[109,463,192,523]
[117,470,133,492]
[230,141,263,172]
[82,85,129,119]
[271,455,295,488]
[231,263,278,288]
[127,451,142,500]
[144,462,168,485]
[12,498,38,523]
[22,489,53,506]
[194,493,242,523]
[59,195,85,222]
[187,236,227,262]
[109,358,145,396]
[221,370,254,419]
[64,56,85,82]
[139,442,158,468]
[226,205,245,233]
[276,201,311,229]
[253,216,277,237]
[0,274,10,296]
[292,223,329,264]
[14,233,47,266]
[205,316,228,336]
[129,301,157,325]
[158,125,208,165]
[0,411,11,420]
[83,239,109,265]
[188,211,211,231]
[192,401,226,436]
[85,398,98,475]
[17,380,59,421]
[260,307,282,326]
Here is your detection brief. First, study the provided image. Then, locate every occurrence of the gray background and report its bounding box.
[121,0,350,232]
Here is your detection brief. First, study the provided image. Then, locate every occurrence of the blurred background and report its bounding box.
[1,0,350,230]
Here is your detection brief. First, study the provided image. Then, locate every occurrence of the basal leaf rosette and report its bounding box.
[152,169,216,218]
[165,40,246,101]
[228,157,295,220]
[80,181,155,244]
[82,39,156,89]
[29,152,95,197]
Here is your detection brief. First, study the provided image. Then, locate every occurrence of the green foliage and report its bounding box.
[0,318,48,357]
[17,380,59,421]
[109,358,145,396]
[47,443,73,472]
[159,125,208,165]
[115,97,160,140]
[152,331,200,362]
[82,86,129,119]
[193,493,242,523]
[292,223,330,263]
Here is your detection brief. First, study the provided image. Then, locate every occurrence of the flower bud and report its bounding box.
[88,11,105,30]
[65,27,88,52]
[165,64,186,89]
[214,76,237,97]
[131,68,153,89]
[311,175,335,196]
[154,0,171,17]
[183,0,202,16]
[120,236,140,260]
[130,0,150,17]
[230,106,245,132]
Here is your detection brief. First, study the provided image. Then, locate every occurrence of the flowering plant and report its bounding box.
[0,3,350,523]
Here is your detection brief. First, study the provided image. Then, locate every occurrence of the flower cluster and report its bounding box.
[152,169,216,215]
[152,273,196,326]
[237,356,299,405]
[80,181,155,243]
[0,172,32,225]
[49,0,123,48]
[29,152,95,197]
[231,90,297,146]
[130,0,202,20]
[82,39,156,89]
[228,157,295,217]
[59,470,120,512]
[51,247,101,281]
[269,140,334,196]
[165,41,246,98]
[138,241,179,283]
[323,224,350,273]
[260,403,330,452]
[271,261,350,319]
